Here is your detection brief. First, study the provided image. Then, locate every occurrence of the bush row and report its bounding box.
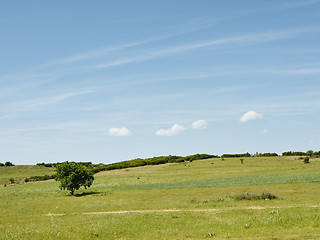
[221,150,320,158]
[221,153,252,158]
[282,151,320,156]
[36,162,93,168]
[24,174,56,182]
[234,192,278,200]
[27,155,218,182]
[90,154,219,174]
[221,152,279,158]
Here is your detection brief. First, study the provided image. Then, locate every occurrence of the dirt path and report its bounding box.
[46,205,319,217]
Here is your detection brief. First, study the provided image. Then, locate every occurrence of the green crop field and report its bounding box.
[1,156,320,239]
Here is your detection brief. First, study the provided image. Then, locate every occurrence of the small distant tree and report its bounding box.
[5,162,14,166]
[240,158,244,164]
[55,162,94,195]
[306,150,313,157]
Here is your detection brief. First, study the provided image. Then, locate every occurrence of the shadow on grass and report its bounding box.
[74,191,101,197]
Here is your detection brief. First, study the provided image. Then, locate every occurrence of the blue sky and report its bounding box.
[1,0,320,165]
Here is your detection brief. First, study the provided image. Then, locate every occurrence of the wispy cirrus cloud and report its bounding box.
[0,115,13,120]
[39,17,220,68]
[41,40,154,67]
[88,27,320,70]
[279,0,320,9]
[0,89,94,113]
[261,68,320,75]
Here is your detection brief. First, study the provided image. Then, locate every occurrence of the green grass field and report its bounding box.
[0,156,320,239]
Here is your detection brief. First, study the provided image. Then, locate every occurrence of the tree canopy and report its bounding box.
[55,162,94,195]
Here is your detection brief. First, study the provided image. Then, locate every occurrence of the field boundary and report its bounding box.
[46,205,320,217]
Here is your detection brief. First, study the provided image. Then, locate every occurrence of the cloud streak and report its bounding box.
[40,17,220,68]
[88,27,320,70]
[0,90,94,113]
[279,0,320,9]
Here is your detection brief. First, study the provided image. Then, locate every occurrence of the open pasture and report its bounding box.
[0,156,320,239]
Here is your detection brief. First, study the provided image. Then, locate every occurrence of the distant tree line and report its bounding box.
[282,150,320,157]
[26,162,93,182]
[221,153,252,158]
[0,162,15,167]
[36,162,93,168]
[255,153,279,157]
[90,154,219,174]
[282,151,306,156]
[221,152,278,158]
[221,152,279,158]
[29,155,218,182]
[25,174,56,182]
[221,150,320,158]
[22,150,320,183]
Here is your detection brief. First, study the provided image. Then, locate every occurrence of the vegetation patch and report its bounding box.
[91,154,219,173]
[233,192,279,200]
[303,157,310,164]
[1,156,320,239]
[111,172,320,191]
[25,174,56,182]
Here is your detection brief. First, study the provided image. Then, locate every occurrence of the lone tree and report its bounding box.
[306,150,313,157]
[55,162,94,195]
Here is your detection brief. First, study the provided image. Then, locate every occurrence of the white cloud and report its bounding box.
[192,120,208,129]
[156,124,186,136]
[109,127,132,137]
[261,129,268,134]
[239,110,262,122]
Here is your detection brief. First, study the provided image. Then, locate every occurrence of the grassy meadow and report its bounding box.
[0,156,320,239]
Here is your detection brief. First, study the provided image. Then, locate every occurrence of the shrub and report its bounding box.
[260,192,278,200]
[303,157,310,164]
[234,192,278,200]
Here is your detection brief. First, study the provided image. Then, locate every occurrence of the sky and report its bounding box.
[1,0,320,165]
